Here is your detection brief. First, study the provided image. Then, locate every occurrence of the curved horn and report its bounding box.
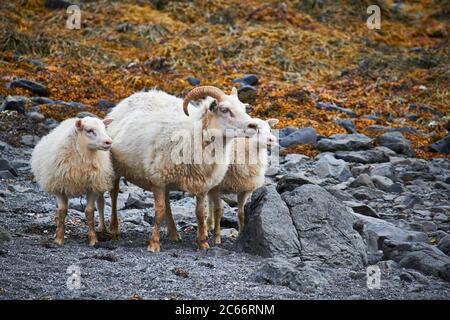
[183,86,226,116]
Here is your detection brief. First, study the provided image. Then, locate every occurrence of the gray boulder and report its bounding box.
[371,175,394,191]
[378,132,413,156]
[236,185,301,258]
[279,127,317,147]
[250,258,329,293]
[317,134,373,152]
[437,235,450,256]
[282,184,367,267]
[0,158,18,179]
[353,213,428,253]
[334,147,393,164]
[344,201,379,218]
[20,135,40,147]
[0,95,28,114]
[349,173,375,188]
[9,78,48,96]
[429,135,450,154]
[369,162,395,180]
[0,227,12,242]
[383,240,450,282]
[314,153,352,182]
[276,173,322,193]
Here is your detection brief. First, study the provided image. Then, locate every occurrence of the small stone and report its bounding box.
[186,76,200,86]
[233,74,258,86]
[95,99,115,110]
[389,182,405,193]
[378,132,413,156]
[0,227,12,242]
[344,201,380,218]
[316,102,356,117]
[437,235,450,256]
[221,194,237,207]
[277,173,322,193]
[221,228,238,238]
[0,95,27,114]
[44,0,72,9]
[265,166,280,177]
[334,148,391,164]
[420,221,437,233]
[350,174,375,188]
[117,22,132,33]
[76,111,98,119]
[172,267,189,278]
[317,134,373,152]
[26,111,45,123]
[279,127,317,147]
[124,194,150,210]
[0,158,18,179]
[9,78,48,96]
[20,135,40,147]
[0,141,8,151]
[429,135,450,154]
[314,153,352,182]
[433,213,449,223]
[371,175,394,191]
[336,119,357,134]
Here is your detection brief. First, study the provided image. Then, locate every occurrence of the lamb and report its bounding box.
[205,117,279,244]
[31,116,114,246]
[105,86,259,252]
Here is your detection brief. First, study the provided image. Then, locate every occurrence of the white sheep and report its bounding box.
[105,86,258,252]
[31,116,114,246]
[206,117,279,244]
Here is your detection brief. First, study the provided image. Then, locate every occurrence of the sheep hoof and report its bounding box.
[213,236,221,245]
[168,232,182,242]
[98,226,107,234]
[54,237,64,245]
[109,231,120,240]
[197,240,210,250]
[147,242,160,252]
[88,232,98,246]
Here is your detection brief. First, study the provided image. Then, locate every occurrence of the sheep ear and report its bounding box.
[267,118,279,127]
[75,119,83,130]
[209,100,218,112]
[231,87,238,96]
[103,118,113,127]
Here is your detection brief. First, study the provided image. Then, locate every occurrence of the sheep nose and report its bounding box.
[104,139,112,146]
[247,122,258,130]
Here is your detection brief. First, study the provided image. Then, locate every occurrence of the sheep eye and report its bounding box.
[86,129,95,135]
[220,107,230,114]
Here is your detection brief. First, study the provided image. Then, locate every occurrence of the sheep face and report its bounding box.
[254,118,279,148]
[75,117,113,151]
[208,94,258,138]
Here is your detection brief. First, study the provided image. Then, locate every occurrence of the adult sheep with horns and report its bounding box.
[105,86,259,252]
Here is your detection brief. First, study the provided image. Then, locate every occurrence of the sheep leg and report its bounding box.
[195,193,210,250]
[237,191,251,233]
[208,189,223,245]
[148,189,165,252]
[109,178,120,240]
[54,193,68,245]
[85,192,98,246]
[165,191,181,242]
[206,192,215,232]
[96,193,106,233]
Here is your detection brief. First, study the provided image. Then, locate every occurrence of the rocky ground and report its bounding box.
[0,0,449,300]
[1,109,450,299]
